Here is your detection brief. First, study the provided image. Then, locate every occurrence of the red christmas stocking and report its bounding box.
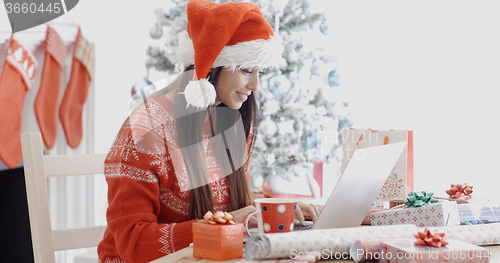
[34,26,67,149]
[0,35,37,168]
[59,28,95,148]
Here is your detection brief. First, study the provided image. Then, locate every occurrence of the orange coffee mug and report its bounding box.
[243,198,297,237]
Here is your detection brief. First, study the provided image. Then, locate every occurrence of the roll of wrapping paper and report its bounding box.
[349,240,383,262]
[244,224,418,260]
[426,222,500,246]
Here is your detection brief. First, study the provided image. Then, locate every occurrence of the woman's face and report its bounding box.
[215,67,263,109]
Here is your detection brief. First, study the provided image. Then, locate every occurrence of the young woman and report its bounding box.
[98,1,320,262]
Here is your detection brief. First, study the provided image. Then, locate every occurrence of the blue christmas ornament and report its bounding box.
[327,68,340,87]
[162,1,181,21]
[303,130,323,159]
[129,78,157,114]
[131,78,154,97]
[319,19,329,35]
[268,74,291,98]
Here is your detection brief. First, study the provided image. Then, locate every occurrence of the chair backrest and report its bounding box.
[21,132,107,263]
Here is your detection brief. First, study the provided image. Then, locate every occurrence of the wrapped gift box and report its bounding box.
[192,222,244,261]
[457,203,499,225]
[379,239,490,263]
[362,207,390,225]
[370,201,460,227]
[426,223,500,246]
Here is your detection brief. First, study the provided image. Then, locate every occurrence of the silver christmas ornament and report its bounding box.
[293,120,304,132]
[259,119,277,136]
[149,24,163,39]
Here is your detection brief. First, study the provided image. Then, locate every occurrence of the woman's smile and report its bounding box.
[236,91,250,101]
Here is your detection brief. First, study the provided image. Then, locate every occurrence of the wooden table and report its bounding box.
[150,245,500,262]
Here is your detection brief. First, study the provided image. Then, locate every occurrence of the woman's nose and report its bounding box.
[248,74,259,92]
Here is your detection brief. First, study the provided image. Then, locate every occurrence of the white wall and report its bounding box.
[322,1,500,201]
[1,0,499,201]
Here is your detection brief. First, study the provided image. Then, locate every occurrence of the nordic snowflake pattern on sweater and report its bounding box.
[98,94,231,263]
[159,223,176,255]
[102,257,124,263]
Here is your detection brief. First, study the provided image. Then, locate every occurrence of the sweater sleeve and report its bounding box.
[103,108,195,263]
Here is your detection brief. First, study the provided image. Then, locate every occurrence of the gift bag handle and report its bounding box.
[356,134,389,149]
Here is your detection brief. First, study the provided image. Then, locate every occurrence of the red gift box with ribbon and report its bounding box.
[192,211,244,261]
[381,229,488,262]
[352,229,490,263]
[351,228,497,262]
[192,222,244,260]
[378,239,490,263]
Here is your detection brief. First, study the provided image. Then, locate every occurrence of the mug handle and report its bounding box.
[243,211,259,237]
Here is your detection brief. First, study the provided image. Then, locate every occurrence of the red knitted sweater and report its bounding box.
[97,94,231,263]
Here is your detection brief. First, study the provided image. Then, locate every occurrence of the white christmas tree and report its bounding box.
[145,0,354,192]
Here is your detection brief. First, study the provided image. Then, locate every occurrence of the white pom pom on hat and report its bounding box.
[183,78,217,109]
[178,0,284,109]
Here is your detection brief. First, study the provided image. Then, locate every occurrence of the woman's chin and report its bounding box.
[226,102,243,110]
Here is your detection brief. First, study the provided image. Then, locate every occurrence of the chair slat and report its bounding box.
[52,226,106,251]
[21,133,57,263]
[44,154,107,177]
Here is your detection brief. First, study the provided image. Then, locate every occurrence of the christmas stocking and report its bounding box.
[0,35,37,168]
[59,28,95,148]
[34,26,67,149]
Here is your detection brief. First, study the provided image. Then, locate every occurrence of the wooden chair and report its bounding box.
[21,132,107,263]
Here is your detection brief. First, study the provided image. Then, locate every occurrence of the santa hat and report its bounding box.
[178,0,283,109]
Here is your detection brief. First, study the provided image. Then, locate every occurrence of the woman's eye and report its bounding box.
[240,68,253,74]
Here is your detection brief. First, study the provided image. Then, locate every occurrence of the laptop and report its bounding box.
[298,141,407,230]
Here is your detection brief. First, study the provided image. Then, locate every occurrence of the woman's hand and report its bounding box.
[295,201,322,225]
[230,205,256,226]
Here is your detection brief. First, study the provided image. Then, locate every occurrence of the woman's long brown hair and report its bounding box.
[175,65,259,220]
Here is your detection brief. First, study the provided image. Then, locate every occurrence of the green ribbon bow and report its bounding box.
[404,190,438,207]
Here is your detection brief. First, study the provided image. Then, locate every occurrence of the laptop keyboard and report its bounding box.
[294,221,314,231]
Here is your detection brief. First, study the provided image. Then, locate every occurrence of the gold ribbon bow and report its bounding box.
[445,183,473,198]
[203,211,236,225]
[414,228,449,248]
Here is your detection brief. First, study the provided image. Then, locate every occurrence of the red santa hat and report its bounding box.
[178,0,283,109]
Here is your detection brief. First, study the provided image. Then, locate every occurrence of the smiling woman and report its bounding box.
[96,0,321,262]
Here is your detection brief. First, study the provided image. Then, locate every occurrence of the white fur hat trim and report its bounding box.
[177,31,283,71]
